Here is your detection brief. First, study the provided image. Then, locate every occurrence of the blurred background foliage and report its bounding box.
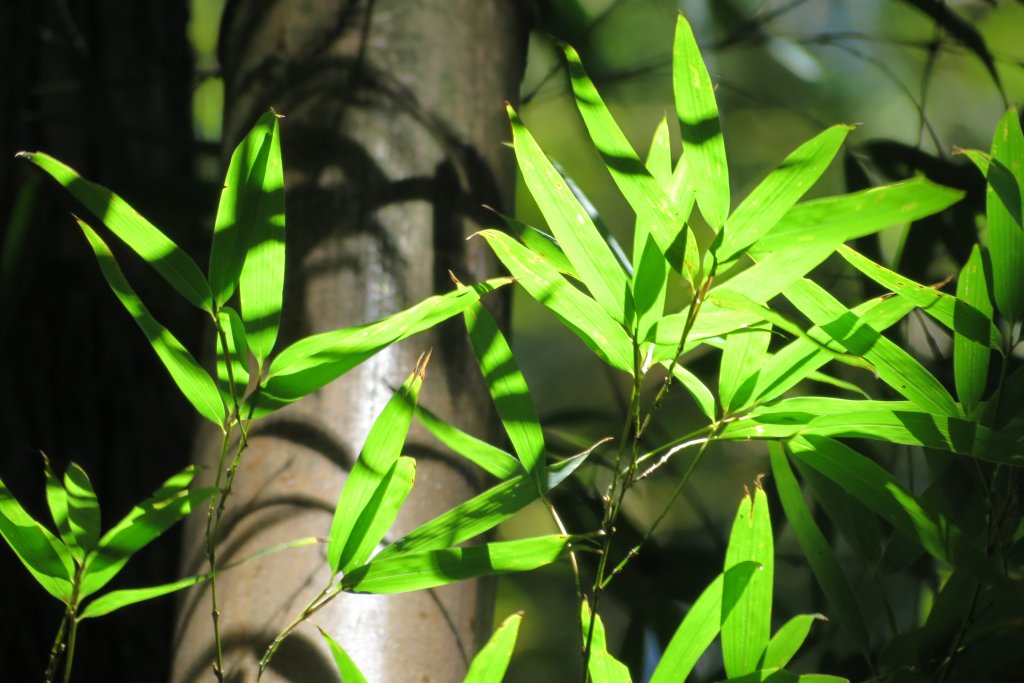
[1,0,1022,680]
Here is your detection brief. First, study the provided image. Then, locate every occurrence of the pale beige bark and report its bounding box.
[171,1,527,681]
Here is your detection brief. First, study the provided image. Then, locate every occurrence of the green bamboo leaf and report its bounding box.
[42,455,77,562]
[464,612,523,683]
[648,562,759,683]
[563,44,690,282]
[633,118,675,343]
[955,245,993,414]
[494,211,577,277]
[415,403,522,479]
[209,110,279,308]
[786,435,993,579]
[581,601,631,683]
[717,125,854,262]
[783,278,958,416]
[722,485,774,678]
[63,462,101,556]
[479,230,633,372]
[215,306,251,410]
[319,628,369,683]
[794,460,881,568]
[955,147,990,176]
[749,178,963,259]
[768,443,871,657]
[837,244,1000,349]
[375,448,595,561]
[0,475,75,602]
[465,301,545,479]
[507,104,631,324]
[257,277,511,414]
[239,112,286,366]
[17,151,213,311]
[673,12,729,230]
[329,360,425,575]
[719,322,772,415]
[78,219,225,425]
[716,241,840,306]
[987,108,1024,322]
[715,671,847,683]
[79,466,216,598]
[666,362,716,420]
[759,613,825,670]
[341,535,570,594]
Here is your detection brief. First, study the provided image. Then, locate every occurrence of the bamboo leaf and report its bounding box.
[329,360,425,575]
[258,277,511,414]
[319,628,369,683]
[341,535,570,594]
[495,211,577,277]
[78,219,225,425]
[673,12,729,230]
[79,466,215,598]
[717,125,854,262]
[0,475,75,602]
[215,305,250,411]
[722,485,774,678]
[581,601,631,683]
[783,278,958,416]
[748,178,963,258]
[986,108,1024,322]
[837,244,1000,349]
[955,245,994,414]
[42,456,77,563]
[464,612,523,683]
[63,462,101,556]
[760,613,825,670]
[415,403,522,480]
[719,322,772,415]
[465,301,545,479]
[716,241,840,306]
[666,362,716,420]
[239,112,286,366]
[648,562,759,683]
[955,147,990,176]
[507,104,631,323]
[768,443,872,657]
[479,230,633,372]
[17,151,213,311]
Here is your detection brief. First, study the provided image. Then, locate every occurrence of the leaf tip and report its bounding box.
[14,150,33,160]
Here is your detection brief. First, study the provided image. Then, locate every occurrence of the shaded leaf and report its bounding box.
[464,612,523,683]
[581,601,631,683]
[986,109,1024,322]
[955,245,994,414]
[215,305,250,411]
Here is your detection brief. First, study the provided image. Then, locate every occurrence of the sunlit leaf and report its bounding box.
[722,485,774,678]
[17,152,213,311]
[465,301,545,480]
[955,245,994,414]
[319,627,369,683]
[215,306,250,411]
[581,601,631,683]
[760,613,825,670]
[329,360,425,575]
[63,462,101,556]
[666,362,716,420]
[494,211,577,276]
[415,403,522,479]
[464,612,523,683]
[648,562,759,683]
[507,104,631,324]
[342,535,570,594]
[78,219,225,425]
[768,443,871,657]
[717,125,853,262]
[986,109,1024,322]
[42,456,76,562]
[0,475,74,602]
[673,12,729,229]
[258,277,511,414]
[719,322,772,415]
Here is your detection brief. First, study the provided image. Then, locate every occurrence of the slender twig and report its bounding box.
[257,583,343,679]
[44,608,70,683]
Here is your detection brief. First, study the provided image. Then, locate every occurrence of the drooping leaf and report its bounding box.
[79,466,215,598]
[319,627,369,683]
[63,462,101,556]
[722,485,774,678]
[717,125,854,262]
[986,109,1024,322]
[329,360,425,575]
[341,535,570,594]
[760,613,825,670]
[648,562,759,683]
[239,112,286,366]
[507,104,631,324]
[768,443,872,657]
[783,278,959,416]
[415,403,522,479]
[673,12,729,230]
[666,362,717,420]
[0,475,75,602]
[257,277,511,414]
[78,219,225,425]
[17,152,213,311]
[581,601,631,683]
[464,612,523,683]
[954,245,994,414]
[479,230,633,372]
[465,301,545,480]
[215,305,250,412]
